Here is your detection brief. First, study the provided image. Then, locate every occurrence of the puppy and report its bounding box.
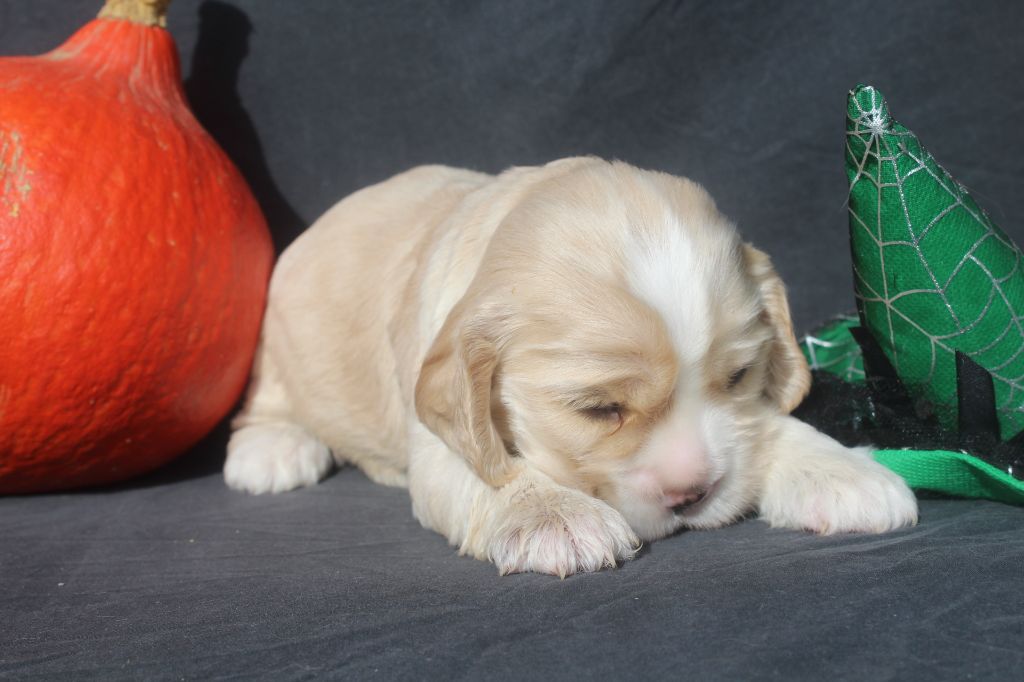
[224,158,918,577]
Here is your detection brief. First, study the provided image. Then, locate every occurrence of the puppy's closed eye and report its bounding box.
[577,402,624,422]
[727,367,749,390]
[571,400,626,436]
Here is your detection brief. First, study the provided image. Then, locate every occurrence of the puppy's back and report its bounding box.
[262,165,492,479]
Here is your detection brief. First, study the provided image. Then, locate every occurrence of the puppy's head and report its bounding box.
[416,159,810,540]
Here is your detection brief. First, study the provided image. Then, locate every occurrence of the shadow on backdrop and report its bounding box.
[184,0,306,252]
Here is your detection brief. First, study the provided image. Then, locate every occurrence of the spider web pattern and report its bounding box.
[846,85,1024,439]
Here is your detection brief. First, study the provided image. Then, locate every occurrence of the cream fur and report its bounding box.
[224,158,918,576]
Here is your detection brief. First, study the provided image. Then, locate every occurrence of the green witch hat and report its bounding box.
[845,84,1024,441]
[798,85,1024,505]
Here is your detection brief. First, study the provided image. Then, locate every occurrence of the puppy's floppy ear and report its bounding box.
[415,294,516,488]
[742,244,811,412]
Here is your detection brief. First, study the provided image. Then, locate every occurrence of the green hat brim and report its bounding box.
[874,449,1024,505]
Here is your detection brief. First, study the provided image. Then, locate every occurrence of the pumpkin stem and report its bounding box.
[98,0,171,27]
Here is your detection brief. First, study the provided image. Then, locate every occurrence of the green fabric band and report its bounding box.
[873,449,1024,505]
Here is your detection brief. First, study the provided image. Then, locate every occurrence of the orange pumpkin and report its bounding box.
[0,0,274,493]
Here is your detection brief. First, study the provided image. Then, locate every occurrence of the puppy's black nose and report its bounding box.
[669,487,708,514]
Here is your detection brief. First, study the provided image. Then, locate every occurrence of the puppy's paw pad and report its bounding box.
[762,451,918,534]
[488,490,640,577]
[224,423,333,494]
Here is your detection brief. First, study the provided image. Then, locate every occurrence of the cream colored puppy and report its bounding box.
[224,158,917,577]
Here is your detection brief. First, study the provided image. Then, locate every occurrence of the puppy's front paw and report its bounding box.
[224,422,333,494]
[760,445,918,534]
[486,483,640,577]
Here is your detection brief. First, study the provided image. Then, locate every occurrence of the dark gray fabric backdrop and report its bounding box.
[2,1,1023,679]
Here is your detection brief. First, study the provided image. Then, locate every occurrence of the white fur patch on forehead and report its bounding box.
[625,213,744,364]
